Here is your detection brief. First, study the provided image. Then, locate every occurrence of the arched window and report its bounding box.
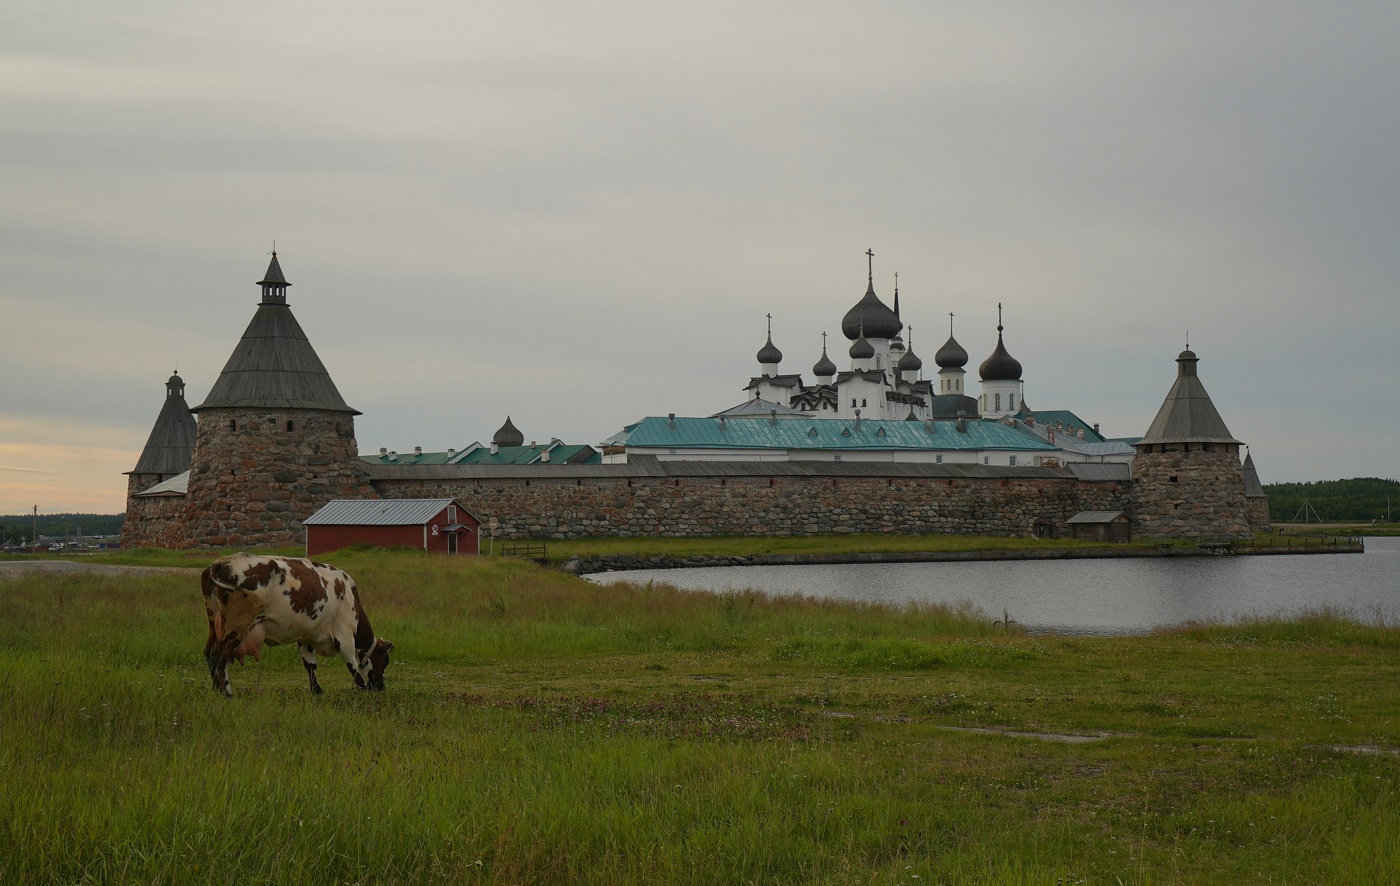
[861,398,867,407]
[995,393,1001,412]
[1009,394,1015,411]
[228,419,236,432]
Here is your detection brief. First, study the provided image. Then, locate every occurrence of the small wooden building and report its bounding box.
[1066,510,1132,543]
[303,498,481,556]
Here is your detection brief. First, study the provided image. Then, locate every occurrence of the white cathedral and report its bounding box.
[736,253,1025,424]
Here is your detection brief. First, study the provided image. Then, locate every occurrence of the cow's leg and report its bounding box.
[209,633,242,697]
[334,632,368,689]
[301,643,323,694]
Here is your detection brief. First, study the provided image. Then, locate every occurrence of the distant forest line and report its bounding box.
[1264,477,1400,523]
[0,513,125,544]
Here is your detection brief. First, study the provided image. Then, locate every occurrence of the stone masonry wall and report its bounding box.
[121,494,189,549]
[1130,449,1253,540]
[181,408,376,548]
[1246,496,1272,532]
[370,474,1129,539]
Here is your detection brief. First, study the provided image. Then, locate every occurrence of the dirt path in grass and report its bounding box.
[0,560,189,580]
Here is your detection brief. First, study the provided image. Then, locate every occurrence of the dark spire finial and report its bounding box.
[866,248,874,284]
[893,272,900,318]
[949,311,954,335]
[767,312,772,337]
[997,302,1004,333]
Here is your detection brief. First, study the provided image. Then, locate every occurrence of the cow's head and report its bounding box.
[366,637,393,690]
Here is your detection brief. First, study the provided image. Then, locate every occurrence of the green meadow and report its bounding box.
[1,550,1397,884]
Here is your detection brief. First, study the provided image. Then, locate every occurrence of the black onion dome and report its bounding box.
[897,347,922,372]
[934,334,969,369]
[813,347,837,377]
[840,282,902,340]
[849,335,875,359]
[756,334,783,365]
[492,416,524,447]
[978,332,1022,381]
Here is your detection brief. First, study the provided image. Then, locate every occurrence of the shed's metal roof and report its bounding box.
[136,470,190,496]
[304,498,467,526]
[603,415,1055,452]
[129,375,197,474]
[193,302,358,414]
[1066,510,1127,524]
[1137,350,1240,445]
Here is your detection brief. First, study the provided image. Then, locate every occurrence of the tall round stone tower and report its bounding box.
[1131,348,1252,540]
[184,253,374,548]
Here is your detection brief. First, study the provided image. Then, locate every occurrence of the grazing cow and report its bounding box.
[200,553,392,696]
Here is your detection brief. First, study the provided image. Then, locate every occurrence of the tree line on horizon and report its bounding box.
[0,513,125,544]
[1264,477,1400,523]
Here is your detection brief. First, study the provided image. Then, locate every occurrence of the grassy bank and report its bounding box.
[1,551,1397,883]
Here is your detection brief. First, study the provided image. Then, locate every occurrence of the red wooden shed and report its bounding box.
[303,498,482,557]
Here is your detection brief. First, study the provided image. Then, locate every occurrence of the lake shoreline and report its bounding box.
[566,539,1363,575]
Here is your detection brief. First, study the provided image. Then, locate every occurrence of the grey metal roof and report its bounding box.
[303,498,469,525]
[136,470,190,496]
[1137,350,1240,445]
[363,456,1074,482]
[756,334,782,365]
[492,416,524,447]
[744,374,803,390]
[192,302,358,414]
[934,333,968,369]
[129,373,197,474]
[848,334,875,359]
[1242,452,1266,497]
[812,347,837,377]
[841,281,902,340]
[1067,463,1132,482]
[978,331,1022,381]
[712,398,810,417]
[1066,510,1127,524]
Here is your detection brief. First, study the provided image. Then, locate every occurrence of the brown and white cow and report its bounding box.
[201,553,392,696]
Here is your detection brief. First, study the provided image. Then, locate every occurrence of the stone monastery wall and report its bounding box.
[371,472,1130,540]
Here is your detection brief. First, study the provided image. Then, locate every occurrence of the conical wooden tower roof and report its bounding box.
[192,255,359,415]
[1137,349,1240,446]
[128,373,198,474]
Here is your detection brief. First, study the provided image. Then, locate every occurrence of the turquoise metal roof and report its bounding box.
[606,416,1056,452]
[361,443,599,467]
[1016,408,1106,442]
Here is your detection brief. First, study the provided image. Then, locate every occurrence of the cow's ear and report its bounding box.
[376,638,394,653]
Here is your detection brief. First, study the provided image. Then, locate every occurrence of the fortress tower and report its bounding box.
[121,372,198,548]
[1131,347,1252,539]
[183,253,374,547]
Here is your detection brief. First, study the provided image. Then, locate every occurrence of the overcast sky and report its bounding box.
[3,2,1398,514]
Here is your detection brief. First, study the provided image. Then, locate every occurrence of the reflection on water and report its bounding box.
[586,537,1400,635]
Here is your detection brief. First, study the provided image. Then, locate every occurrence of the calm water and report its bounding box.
[586,537,1400,635]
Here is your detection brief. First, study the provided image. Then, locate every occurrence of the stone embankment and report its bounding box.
[561,540,1364,574]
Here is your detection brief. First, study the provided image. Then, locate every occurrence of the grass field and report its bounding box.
[2,550,1397,884]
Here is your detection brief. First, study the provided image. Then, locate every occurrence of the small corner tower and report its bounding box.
[978,304,1023,419]
[1131,346,1252,540]
[125,371,198,498]
[184,251,373,548]
[1242,449,1272,532]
